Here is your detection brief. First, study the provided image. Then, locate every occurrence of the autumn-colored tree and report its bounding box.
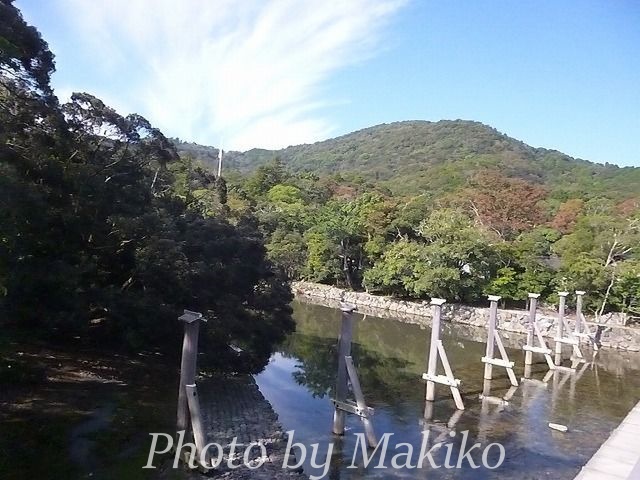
[616,197,639,217]
[466,170,548,239]
[550,199,584,233]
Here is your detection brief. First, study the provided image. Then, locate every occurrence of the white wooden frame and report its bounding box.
[332,303,377,447]
[575,291,600,352]
[522,293,555,371]
[482,295,518,387]
[553,292,584,369]
[423,299,464,410]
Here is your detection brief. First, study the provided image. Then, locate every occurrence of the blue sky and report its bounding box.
[16,0,640,166]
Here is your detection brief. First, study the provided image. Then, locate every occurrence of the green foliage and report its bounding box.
[244,158,288,197]
[212,151,640,313]
[486,267,519,300]
[267,229,307,279]
[610,260,640,315]
[303,229,341,284]
[0,6,293,373]
[366,210,496,302]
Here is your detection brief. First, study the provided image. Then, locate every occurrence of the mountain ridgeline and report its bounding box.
[175,120,640,201]
[175,121,640,315]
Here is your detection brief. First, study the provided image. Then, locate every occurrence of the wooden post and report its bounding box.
[575,290,585,338]
[555,292,568,365]
[573,290,600,352]
[332,303,354,435]
[331,304,376,447]
[482,295,518,386]
[425,298,445,402]
[177,310,204,434]
[522,293,555,372]
[423,298,464,410]
[484,296,498,380]
[524,293,539,366]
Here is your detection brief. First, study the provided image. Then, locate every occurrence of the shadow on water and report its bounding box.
[256,300,640,479]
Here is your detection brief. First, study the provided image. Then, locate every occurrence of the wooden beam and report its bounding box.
[523,345,553,355]
[422,373,461,387]
[345,356,377,447]
[332,399,374,418]
[481,357,514,368]
[437,340,465,410]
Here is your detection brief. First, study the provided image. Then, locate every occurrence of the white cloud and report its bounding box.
[54,0,406,150]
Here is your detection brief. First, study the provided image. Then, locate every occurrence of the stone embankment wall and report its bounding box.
[292,281,640,353]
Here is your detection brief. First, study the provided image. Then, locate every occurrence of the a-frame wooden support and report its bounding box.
[332,303,376,448]
[482,295,518,387]
[554,292,584,369]
[423,298,464,410]
[523,293,555,371]
[574,291,600,352]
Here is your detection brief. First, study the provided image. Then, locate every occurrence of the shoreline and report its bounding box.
[292,281,640,353]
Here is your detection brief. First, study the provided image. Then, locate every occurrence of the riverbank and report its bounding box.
[0,339,307,479]
[292,281,640,352]
[0,340,178,479]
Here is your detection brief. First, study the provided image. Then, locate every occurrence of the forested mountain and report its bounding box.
[176,120,640,201]
[175,122,640,317]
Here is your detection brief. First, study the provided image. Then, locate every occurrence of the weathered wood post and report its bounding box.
[524,293,539,367]
[332,303,376,447]
[177,310,204,434]
[425,298,444,402]
[482,295,518,386]
[572,290,599,353]
[423,298,464,410]
[574,290,585,339]
[522,293,555,374]
[483,296,498,381]
[555,292,568,365]
[332,303,355,435]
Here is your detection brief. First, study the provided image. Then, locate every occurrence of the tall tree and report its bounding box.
[465,170,548,239]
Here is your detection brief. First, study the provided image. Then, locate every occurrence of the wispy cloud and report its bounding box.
[55,0,406,150]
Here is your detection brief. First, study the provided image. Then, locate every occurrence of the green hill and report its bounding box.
[175,120,640,200]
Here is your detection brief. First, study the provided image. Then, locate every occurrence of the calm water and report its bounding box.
[255,299,640,479]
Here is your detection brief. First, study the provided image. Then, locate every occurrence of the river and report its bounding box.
[256,299,640,479]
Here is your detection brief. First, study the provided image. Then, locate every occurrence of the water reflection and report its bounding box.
[256,300,640,479]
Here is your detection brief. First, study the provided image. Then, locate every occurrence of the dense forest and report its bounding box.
[0,0,293,373]
[177,124,640,316]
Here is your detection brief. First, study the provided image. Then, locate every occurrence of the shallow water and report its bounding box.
[256,299,640,479]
